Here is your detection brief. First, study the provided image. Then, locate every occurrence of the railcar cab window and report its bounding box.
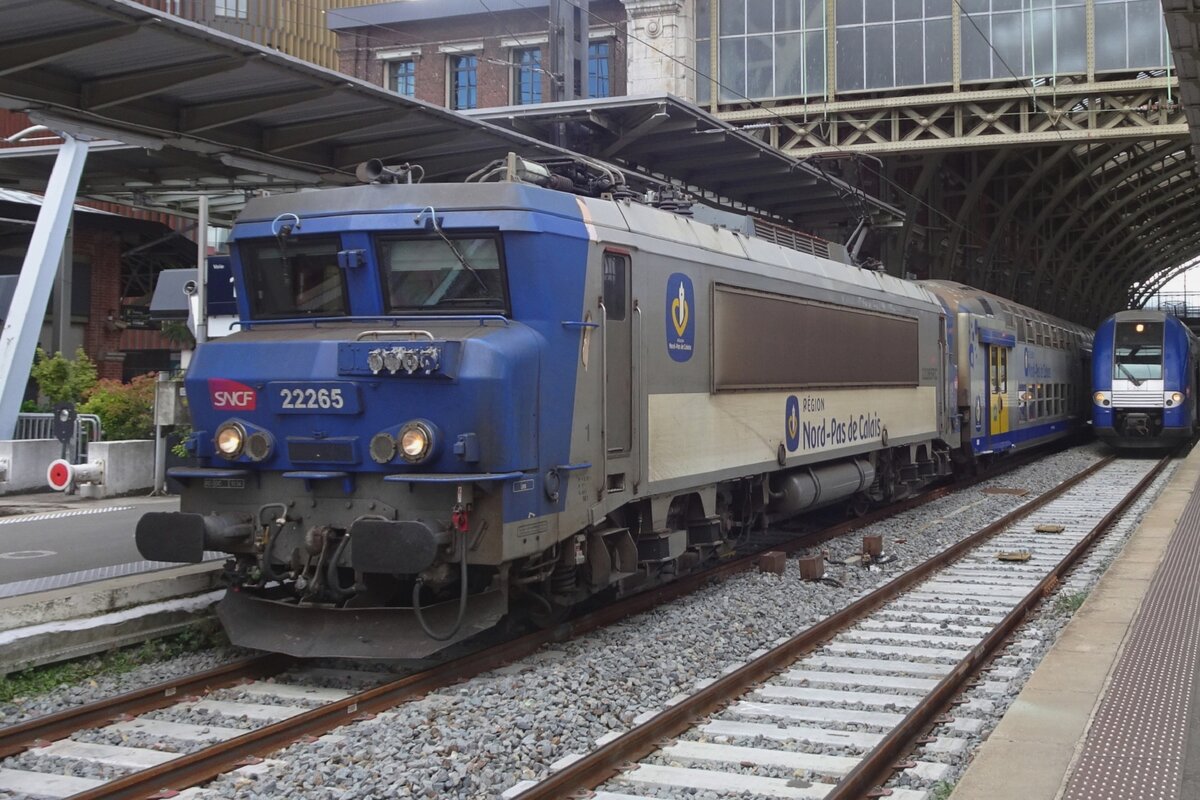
[379,235,507,314]
[241,237,347,318]
[1113,321,1164,382]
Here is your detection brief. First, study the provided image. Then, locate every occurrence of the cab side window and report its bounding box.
[603,252,627,320]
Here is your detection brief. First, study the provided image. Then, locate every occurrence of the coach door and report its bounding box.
[987,345,1010,443]
[603,251,632,458]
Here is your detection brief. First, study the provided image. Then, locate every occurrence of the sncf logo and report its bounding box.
[209,379,256,410]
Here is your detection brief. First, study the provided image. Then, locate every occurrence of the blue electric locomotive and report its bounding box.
[1092,310,1198,448]
[135,156,1092,659]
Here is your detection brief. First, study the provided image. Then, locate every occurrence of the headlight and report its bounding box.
[1169,392,1185,407]
[367,349,385,374]
[1093,391,1111,407]
[369,432,396,464]
[398,420,435,463]
[245,431,273,461]
[215,422,246,458]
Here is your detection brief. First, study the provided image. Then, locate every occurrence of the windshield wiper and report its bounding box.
[429,227,490,294]
[1116,362,1143,386]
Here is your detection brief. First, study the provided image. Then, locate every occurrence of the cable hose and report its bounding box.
[412,535,469,642]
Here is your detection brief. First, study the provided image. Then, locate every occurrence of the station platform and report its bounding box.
[950,444,1200,800]
[0,490,194,598]
[0,491,224,672]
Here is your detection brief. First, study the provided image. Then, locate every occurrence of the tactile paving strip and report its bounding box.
[0,554,223,599]
[1061,472,1200,800]
[0,505,134,525]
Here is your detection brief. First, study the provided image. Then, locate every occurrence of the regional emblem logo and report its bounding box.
[665,273,695,362]
[785,395,800,452]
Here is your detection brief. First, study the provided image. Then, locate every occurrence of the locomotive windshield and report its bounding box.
[1113,321,1164,383]
[379,234,507,314]
[241,237,347,319]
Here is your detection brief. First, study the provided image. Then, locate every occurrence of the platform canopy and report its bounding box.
[0,0,899,229]
[470,95,903,227]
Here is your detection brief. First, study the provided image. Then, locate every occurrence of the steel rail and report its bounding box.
[55,489,941,800]
[0,653,291,760]
[53,455,1040,799]
[828,452,1172,799]
[0,445,1038,797]
[509,455,1118,799]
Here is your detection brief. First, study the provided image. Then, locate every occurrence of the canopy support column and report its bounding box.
[0,134,89,438]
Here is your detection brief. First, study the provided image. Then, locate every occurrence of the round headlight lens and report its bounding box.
[215,423,245,458]
[1093,392,1107,406]
[369,432,396,464]
[1171,392,1185,406]
[245,431,273,461]
[398,422,433,463]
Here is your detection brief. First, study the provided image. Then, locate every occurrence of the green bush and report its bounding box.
[29,347,97,405]
[80,373,156,440]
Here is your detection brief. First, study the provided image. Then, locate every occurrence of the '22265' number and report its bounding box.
[279,387,344,410]
[266,382,359,414]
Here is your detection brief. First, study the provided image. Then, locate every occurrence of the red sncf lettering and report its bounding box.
[209,379,256,410]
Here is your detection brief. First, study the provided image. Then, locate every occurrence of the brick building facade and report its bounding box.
[330,0,628,110]
[1,0,388,389]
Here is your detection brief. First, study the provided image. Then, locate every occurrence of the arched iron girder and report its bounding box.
[1081,172,1200,271]
[1123,229,1200,300]
[1086,222,1200,312]
[1130,260,1198,307]
[1037,140,1190,279]
[1059,160,1198,303]
[936,150,1011,280]
[1092,198,1200,299]
[897,153,945,276]
[1060,154,1196,277]
[1085,229,1200,314]
[985,144,1075,299]
[1024,142,1133,287]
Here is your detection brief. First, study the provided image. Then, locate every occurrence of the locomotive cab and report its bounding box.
[136,182,591,658]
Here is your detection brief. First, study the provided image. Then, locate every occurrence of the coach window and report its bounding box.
[240,237,347,319]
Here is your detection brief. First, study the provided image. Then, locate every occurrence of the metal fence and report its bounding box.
[13,413,103,463]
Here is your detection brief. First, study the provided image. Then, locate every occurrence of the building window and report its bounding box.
[513,47,543,105]
[700,0,827,104]
[214,0,248,19]
[389,59,416,96]
[588,41,611,97]
[449,54,478,110]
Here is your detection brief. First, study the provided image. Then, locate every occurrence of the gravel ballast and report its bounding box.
[1,443,1170,800]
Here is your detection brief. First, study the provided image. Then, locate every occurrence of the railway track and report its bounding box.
[506,454,1170,800]
[0,447,1114,800]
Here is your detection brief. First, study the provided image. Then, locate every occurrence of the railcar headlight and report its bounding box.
[367,348,385,374]
[369,432,397,464]
[382,348,402,374]
[401,349,421,375]
[1168,392,1185,407]
[245,431,274,461]
[215,422,246,458]
[1093,391,1111,407]
[398,420,436,463]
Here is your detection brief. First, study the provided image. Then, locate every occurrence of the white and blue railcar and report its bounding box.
[922,282,1093,458]
[1092,310,1198,448]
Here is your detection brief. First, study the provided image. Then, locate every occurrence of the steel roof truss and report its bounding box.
[81,55,248,110]
[179,87,338,132]
[0,22,141,77]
